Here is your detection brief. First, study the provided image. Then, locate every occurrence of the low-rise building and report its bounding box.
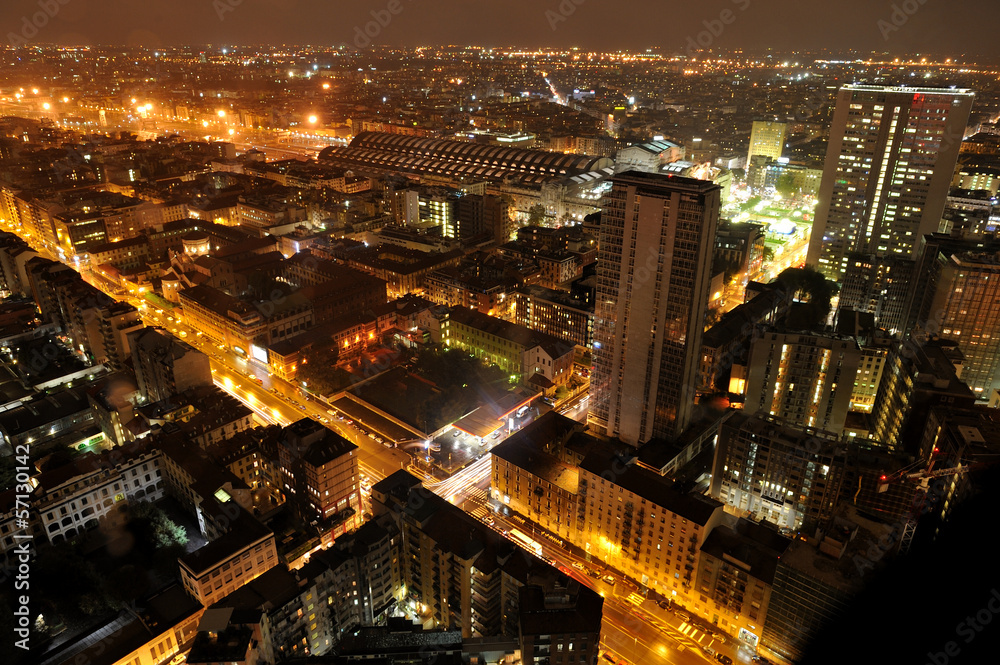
[178,507,279,607]
[445,307,575,390]
[33,442,165,545]
[85,235,151,271]
[48,584,203,665]
[0,386,95,453]
[341,245,465,299]
[179,283,313,360]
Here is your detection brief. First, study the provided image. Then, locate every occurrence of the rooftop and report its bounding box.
[579,448,723,526]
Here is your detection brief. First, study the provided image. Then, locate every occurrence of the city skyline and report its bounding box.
[2,24,1000,665]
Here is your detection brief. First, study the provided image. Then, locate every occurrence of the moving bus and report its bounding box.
[509,529,543,557]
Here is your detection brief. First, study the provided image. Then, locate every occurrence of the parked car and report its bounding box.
[675,612,691,623]
[602,575,616,585]
[715,654,733,665]
[571,562,585,571]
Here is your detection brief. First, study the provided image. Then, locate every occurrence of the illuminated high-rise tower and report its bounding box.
[590,171,720,446]
[808,85,974,284]
[747,120,788,164]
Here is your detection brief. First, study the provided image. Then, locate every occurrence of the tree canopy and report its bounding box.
[774,266,840,329]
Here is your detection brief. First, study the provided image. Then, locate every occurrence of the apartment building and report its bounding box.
[128,327,213,403]
[710,413,847,531]
[490,412,726,613]
[178,508,279,607]
[511,284,594,349]
[86,235,151,271]
[696,518,792,649]
[371,470,599,641]
[97,300,144,369]
[179,283,314,358]
[159,437,253,535]
[743,331,861,435]
[32,443,165,545]
[277,419,361,542]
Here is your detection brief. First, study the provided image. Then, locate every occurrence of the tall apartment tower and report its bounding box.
[590,171,720,446]
[747,120,788,164]
[927,251,1000,399]
[808,85,974,284]
[743,331,861,435]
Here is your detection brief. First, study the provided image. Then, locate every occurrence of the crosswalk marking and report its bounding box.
[679,622,712,644]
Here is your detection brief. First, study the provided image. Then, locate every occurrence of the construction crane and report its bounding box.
[876,449,976,553]
[877,461,973,493]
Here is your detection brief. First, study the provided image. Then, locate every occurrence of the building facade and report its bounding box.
[743,331,861,435]
[747,121,788,164]
[128,327,213,403]
[591,171,721,445]
[808,85,974,283]
[711,413,847,531]
[928,251,1000,399]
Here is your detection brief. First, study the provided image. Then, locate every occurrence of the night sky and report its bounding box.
[1,0,998,57]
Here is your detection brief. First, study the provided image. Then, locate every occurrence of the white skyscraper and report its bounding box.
[808,85,975,284]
